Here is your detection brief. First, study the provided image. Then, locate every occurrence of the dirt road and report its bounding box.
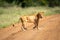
[0,14,60,40]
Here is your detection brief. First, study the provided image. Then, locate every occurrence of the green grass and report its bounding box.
[0,6,60,28]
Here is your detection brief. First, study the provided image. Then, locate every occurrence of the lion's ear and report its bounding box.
[38,12,44,17]
[38,12,44,14]
[41,12,44,13]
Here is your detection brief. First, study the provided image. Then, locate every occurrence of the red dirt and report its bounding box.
[0,14,60,40]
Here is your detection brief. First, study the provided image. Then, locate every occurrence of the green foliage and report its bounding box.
[0,0,60,7]
[0,7,60,28]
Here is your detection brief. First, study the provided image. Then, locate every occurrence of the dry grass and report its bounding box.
[0,6,60,28]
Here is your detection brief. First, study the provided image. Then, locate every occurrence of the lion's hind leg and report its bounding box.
[20,18,27,31]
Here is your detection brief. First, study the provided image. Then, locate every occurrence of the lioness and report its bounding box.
[19,12,43,30]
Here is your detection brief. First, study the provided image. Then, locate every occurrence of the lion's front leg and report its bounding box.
[33,23,38,29]
[33,19,39,30]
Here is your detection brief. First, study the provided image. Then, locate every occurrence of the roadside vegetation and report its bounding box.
[0,6,60,28]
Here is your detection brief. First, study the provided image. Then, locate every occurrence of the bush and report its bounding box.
[0,0,60,7]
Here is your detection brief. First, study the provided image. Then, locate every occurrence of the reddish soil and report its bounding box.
[0,14,60,40]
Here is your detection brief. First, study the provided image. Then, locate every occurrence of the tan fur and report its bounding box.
[19,12,44,30]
